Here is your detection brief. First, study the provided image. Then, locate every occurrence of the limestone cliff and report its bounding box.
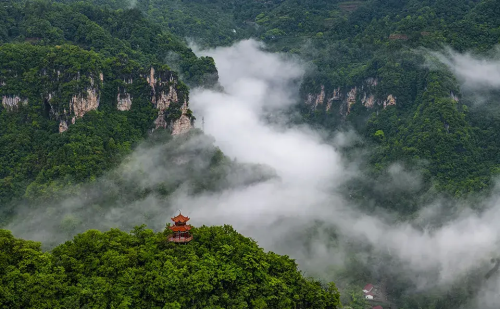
[70,87,100,118]
[171,101,193,135]
[304,78,397,117]
[2,95,28,110]
[147,67,193,134]
[1,65,194,135]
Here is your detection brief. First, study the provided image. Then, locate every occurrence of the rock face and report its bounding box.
[346,87,357,115]
[304,77,397,117]
[59,120,68,133]
[2,66,193,135]
[383,94,397,109]
[362,93,376,108]
[70,87,100,118]
[147,67,192,133]
[117,92,132,111]
[306,85,326,109]
[2,95,28,110]
[171,101,193,135]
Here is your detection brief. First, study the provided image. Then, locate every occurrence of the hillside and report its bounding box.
[0,225,341,308]
[2,1,500,309]
[0,0,220,207]
[112,0,500,199]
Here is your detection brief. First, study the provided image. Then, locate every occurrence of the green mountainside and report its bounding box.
[53,0,500,198]
[2,0,500,308]
[0,225,340,308]
[0,0,220,207]
[101,0,500,199]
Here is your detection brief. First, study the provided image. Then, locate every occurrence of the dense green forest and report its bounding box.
[0,0,219,207]
[0,225,341,308]
[149,0,500,197]
[51,0,500,198]
[2,0,500,308]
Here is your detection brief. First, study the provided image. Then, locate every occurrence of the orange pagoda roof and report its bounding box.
[171,213,190,223]
[169,225,192,232]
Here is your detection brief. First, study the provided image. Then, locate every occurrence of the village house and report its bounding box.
[363,283,374,294]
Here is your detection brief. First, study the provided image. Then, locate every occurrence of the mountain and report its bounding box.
[2,1,500,309]
[0,225,341,308]
[0,0,220,207]
[113,0,500,199]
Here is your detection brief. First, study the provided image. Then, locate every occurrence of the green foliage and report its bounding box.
[0,42,194,207]
[50,0,500,200]
[0,226,341,308]
[0,0,218,88]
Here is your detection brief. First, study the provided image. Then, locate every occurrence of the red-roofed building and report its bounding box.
[363,283,374,294]
[168,212,193,243]
[171,213,190,223]
[169,224,192,232]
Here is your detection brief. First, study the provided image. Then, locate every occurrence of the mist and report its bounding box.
[5,39,500,307]
[430,47,500,92]
[185,40,500,297]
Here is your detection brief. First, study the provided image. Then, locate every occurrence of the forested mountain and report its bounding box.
[0,0,219,207]
[2,0,500,309]
[0,225,341,308]
[84,0,500,200]
[51,0,500,198]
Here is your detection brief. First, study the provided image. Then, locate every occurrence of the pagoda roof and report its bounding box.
[169,224,192,232]
[171,213,190,223]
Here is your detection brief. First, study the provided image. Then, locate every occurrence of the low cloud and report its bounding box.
[5,39,500,307]
[430,47,500,91]
[185,40,500,288]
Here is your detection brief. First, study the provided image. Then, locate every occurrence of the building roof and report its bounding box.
[363,283,374,292]
[171,213,190,223]
[169,225,192,232]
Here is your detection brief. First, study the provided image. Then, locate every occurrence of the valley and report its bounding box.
[1,0,500,308]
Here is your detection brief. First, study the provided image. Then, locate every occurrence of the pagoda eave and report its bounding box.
[169,225,192,232]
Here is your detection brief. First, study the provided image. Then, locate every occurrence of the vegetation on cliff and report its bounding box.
[81,0,500,198]
[0,0,219,207]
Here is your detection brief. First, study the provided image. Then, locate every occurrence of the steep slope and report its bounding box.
[60,0,500,197]
[0,1,221,206]
[0,43,194,205]
[0,0,218,88]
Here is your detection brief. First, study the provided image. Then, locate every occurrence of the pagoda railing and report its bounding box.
[168,235,193,243]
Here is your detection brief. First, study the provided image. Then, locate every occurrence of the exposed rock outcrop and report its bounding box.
[383,95,396,109]
[2,95,28,110]
[346,87,357,115]
[306,85,326,109]
[3,64,193,136]
[59,120,68,133]
[362,93,376,108]
[70,87,100,118]
[172,101,193,135]
[148,67,192,133]
[304,77,400,117]
[117,91,132,111]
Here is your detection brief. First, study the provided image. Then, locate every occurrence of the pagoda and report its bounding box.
[167,212,193,243]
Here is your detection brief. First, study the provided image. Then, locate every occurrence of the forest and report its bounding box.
[1,0,500,308]
[0,225,341,308]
